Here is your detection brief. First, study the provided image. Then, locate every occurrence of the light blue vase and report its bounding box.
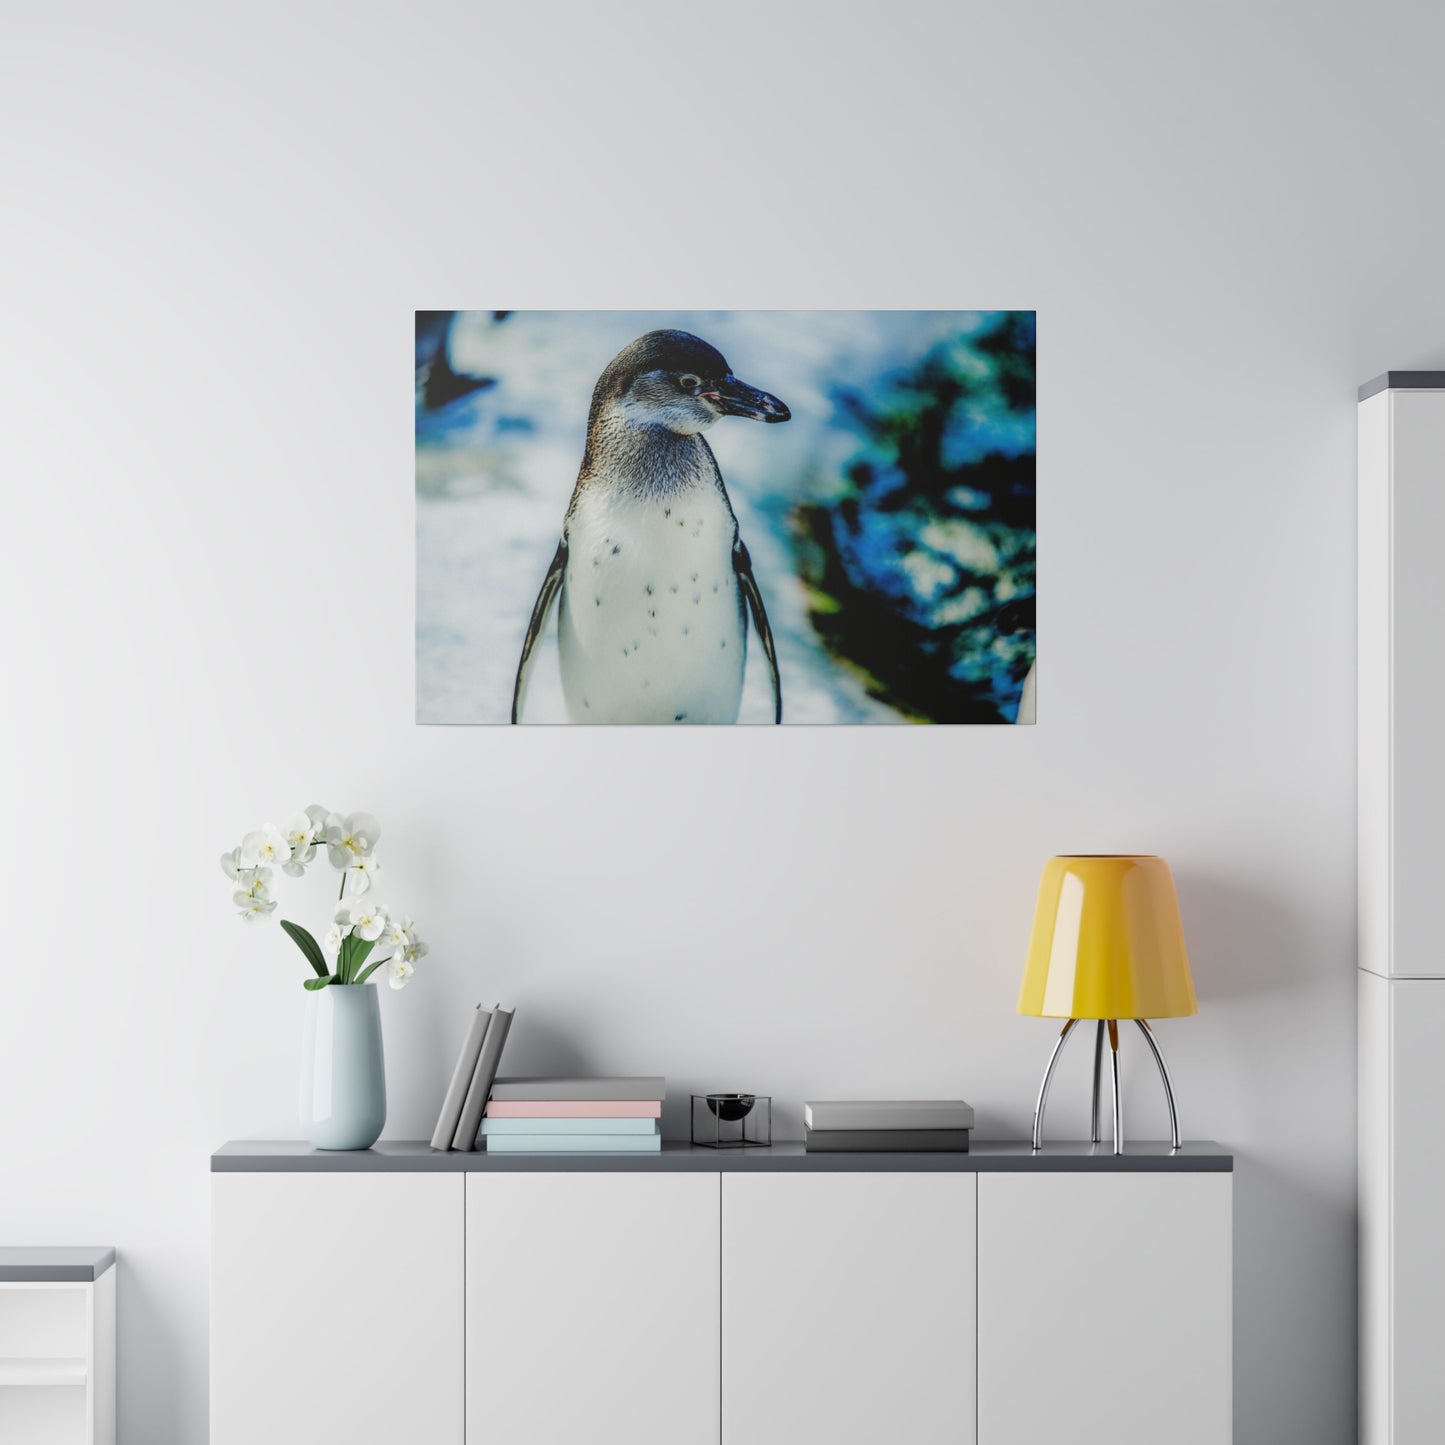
[300,984,386,1150]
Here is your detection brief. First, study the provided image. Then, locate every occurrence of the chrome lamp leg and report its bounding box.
[1107,1018,1123,1155]
[1090,1021,1105,1144]
[1032,1017,1181,1156]
[1135,1018,1181,1150]
[1031,1018,1078,1151]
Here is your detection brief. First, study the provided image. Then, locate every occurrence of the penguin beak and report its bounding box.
[713,374,791,423]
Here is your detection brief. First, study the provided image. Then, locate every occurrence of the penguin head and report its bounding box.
[593,330,791,436]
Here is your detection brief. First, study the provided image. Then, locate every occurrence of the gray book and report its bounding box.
[452,1006,515,1151]
[804,1100,975,1132]
[488,1076,665,1102]
[430,1005,493,1151]
[804,1127,971,1152]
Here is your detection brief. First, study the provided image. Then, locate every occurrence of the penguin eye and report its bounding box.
[678,374,701,393]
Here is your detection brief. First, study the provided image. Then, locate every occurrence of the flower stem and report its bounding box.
[336,875,348,982]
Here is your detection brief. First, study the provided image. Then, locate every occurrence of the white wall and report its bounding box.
[2,2,1442,1440]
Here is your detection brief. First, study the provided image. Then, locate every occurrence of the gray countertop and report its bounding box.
[1359,371,1445,400]
[214,1140,1232,1173]
[0,1247,116,1282]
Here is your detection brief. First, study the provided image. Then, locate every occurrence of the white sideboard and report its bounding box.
[1358,373,1445,1445]
[0,1249,115,1445]
[211,1141,1232,1445]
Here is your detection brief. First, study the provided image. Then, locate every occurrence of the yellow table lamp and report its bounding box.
[1019,855,1196,1154]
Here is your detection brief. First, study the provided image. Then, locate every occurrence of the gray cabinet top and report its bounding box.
[0,1247,115,1282]
[1359,371,1445,401]
[213,1140,1232,1174]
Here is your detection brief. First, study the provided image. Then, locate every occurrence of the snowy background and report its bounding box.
[416,310,1037,724]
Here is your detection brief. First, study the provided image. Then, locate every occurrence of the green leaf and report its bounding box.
[280,920,329,978]
[347,937,377,982]
[303,975,335,991]
[354,955,388,987]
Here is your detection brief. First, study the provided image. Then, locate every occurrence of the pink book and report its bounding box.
[484,1099,662,1118]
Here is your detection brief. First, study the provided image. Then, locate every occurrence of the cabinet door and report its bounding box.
[211,1173,464,1445]
[466,1172,719,1445]
[1362,390,1445,978]
[977,1173,1231,1445]
[722,1172,976,1445]
[1388,978,1445,1440]
[1390,394,1445,976]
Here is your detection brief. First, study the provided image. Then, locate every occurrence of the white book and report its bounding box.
[452,1005,515,1151]
[429,1005,492,1151]
[804,1100,975,1132]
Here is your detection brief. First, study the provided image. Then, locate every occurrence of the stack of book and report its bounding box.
[803,1099,974,1152]
[430,1003,516,1152]
[480,1077,665,1154]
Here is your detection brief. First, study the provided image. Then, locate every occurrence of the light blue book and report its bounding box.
[479,1116,660,1137]
[484,1133,663,1154]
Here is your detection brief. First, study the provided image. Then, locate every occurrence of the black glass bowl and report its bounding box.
[704,1093,756,1122]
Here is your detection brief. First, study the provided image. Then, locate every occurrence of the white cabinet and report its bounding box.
[0,1262,114,1445]
[977,1173,1232,1445]
[1360,971,1445,1443]
[465,1172,719,1445]
[721,1173,975,1445]
[1358,374,1445,1445]
[1359,381,1445,981]
[212,1147,1230,1445]
[210,1173,464,1445]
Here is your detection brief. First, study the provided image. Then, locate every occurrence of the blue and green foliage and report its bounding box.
[795,313,1036,722]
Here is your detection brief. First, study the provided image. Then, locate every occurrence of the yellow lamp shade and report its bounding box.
[1018,856,1196,1020]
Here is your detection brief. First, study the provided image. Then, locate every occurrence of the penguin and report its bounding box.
[511,330,790,725]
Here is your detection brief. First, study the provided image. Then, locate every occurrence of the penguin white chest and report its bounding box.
[558,484,746,723]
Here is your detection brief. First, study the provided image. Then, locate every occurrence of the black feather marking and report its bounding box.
[511,537,568,723]
[734,537,782,724]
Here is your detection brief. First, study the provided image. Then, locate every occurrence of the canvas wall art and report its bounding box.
[416,310,1036,725]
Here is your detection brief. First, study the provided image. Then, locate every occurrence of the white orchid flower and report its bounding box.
[381,914,412,950]
[344,856,383,896]
[325,812,380,870]
[282,842,316,878]
[235,892,277,924]
[232,868,273,902]
[349,902,388,942]
[241,823,290,869]
[398,936,428,967]
[283,812,317,849]
[220,847,247,882]
[325,906,355,953]
[387,959,415,990]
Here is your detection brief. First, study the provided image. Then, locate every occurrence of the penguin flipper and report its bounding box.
[733,538,782,724]
[512,538,567,723]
